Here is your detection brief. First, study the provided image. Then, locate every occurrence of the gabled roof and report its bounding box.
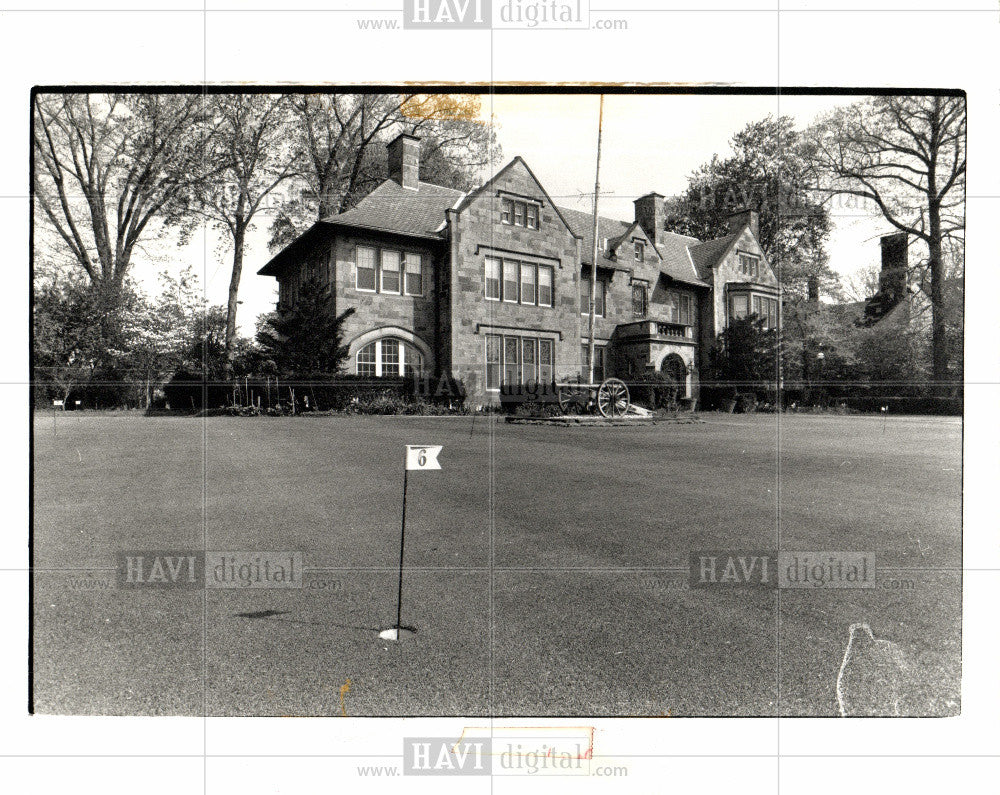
[557,204,709,286]
[688,232,741,281]
[654,231,708,287]
[452,156,582,239]
[259,178,462,275]
[556,205,634,272]
[321,178,464,239]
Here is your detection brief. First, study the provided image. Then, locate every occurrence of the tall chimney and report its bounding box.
[726,208,759,239]
[633,192,664,246]
[387,133,420,190]
[878,232,908,305]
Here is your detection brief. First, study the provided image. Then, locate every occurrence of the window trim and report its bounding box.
[354,244,425,296]
[403,252,424,297]
[485,257,501,302]
[484,257,553,308]
[581,343,608,382]
[580,276,607,318]
[355,245,378,293]
[380,249,402,295]
[485,332,556,392]
[737,251,761,279]
[502,260,519,304]
[355,337,424,378]
[537,264,554,308]
[632,282,648,318]
[499,196,542,230]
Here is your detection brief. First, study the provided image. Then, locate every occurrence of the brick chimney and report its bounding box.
[878,232,908,305]
[387,133,420,190]
[633,192,664,246]
[726,208,759,238]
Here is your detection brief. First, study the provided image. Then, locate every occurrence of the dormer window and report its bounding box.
[738,252,761,279]
[634,240,645,262]
[500,197,541,230]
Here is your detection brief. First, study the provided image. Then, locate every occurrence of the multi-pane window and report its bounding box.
[580,276,606,317]
[500,199,513,224]
[738,252,761,279]
[356,245,377,292]
[634,240,645,262]
[404,253,423,296]
[355,338,423,377]
[485,257,501,300]
[752,295,779,329]
[485,333,555,390]
[500,197,540,229]
[521,338,536,384]
[503,260,519,303]
[520,263,536,305]
[581,344,607,382]
[484,258,553,307]
[665,290,694,325]
[632,283,648,318]
[503,337,520,386]
[538,339,553,385]
[354,245,424,296]
[526,204,539,229]
[380,250,401,293]
[538,266,553,307]
[730,293,749,321]
[486,335,501,390]
[513,202,525,227]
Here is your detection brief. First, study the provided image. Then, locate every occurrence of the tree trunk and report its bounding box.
[927,200,949,391]
[224,224,246,378]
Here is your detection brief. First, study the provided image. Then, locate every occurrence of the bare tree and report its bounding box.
[33,93,207,305]
[805,95,965,386]
[269,93,496,250]
[841,262,882,304]
[193,94,295,374]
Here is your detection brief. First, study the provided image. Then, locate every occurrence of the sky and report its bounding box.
[154,92,892,335]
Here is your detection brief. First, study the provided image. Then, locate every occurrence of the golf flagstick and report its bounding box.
[384,444,442,641]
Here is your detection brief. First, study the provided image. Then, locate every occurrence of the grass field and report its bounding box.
[32,412,962,716]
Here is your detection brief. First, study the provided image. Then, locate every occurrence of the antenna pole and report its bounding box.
[587,95,604,385]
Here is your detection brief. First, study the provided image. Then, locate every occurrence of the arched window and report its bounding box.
[355,338,424,377]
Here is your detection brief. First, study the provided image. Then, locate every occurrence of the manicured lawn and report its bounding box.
[32,412,962,716]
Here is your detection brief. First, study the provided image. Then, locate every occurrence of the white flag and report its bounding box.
[406,445,442,470]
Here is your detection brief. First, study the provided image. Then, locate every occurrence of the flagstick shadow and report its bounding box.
[234,610,382,634]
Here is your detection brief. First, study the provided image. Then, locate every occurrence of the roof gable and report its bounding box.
[320,178,464,239]
[454,156,581,240]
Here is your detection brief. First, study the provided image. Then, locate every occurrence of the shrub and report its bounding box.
[628,371,679,411]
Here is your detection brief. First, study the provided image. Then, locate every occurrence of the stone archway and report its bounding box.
[347,327,434,377]
[660,353,689,399]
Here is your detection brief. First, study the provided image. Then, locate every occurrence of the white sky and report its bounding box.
[153,92,892,335]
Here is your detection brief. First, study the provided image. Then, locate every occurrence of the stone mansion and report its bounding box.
[258,133,781,405]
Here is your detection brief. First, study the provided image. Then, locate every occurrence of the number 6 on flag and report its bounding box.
[406,445,442,470]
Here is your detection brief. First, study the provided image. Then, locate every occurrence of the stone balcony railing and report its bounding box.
[615,319,694,341]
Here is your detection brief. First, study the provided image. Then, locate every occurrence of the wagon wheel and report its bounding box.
[557,383,588,415]
[597,378,630,418]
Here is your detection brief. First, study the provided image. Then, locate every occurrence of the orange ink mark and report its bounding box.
[338,677,352,717]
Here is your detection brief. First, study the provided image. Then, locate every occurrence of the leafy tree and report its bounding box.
[33,274,105,403]
[184,94,296,375]
[268,93,497,251]
[33,93,207,312]
[803,95,965,386]
[255,276,355,378]
[113,266,207,406]
[708,316,781,387]
[663,115,835,301]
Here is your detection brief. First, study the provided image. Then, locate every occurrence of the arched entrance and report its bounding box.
[660,353,688,399]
